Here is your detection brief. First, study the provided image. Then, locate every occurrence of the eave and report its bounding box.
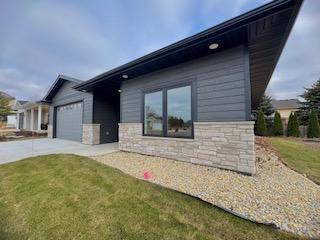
[74,0,303,109]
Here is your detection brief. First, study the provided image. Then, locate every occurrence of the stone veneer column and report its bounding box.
[47,124,53,138]
[82,124,100,145]
[119,122,255,175]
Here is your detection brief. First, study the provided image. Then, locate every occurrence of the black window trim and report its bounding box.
[142,81,195,139]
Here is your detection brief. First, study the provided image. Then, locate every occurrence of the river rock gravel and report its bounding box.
[91,139,320,238]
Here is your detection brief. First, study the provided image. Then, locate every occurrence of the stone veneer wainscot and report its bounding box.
[47,124,53,138]
[82,124,100,145]
[119,122,256,175]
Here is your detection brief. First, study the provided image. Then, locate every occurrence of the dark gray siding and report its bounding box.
[93,90,120,143]
[49,81,93,125]
[121,45,250,123]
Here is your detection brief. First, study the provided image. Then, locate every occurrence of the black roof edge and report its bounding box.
[74,0,296,90]
[42,74,83,102]
[252,0,303,108]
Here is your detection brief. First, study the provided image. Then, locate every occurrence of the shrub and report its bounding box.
[293,113,300,137]
[307,110,320,138]
[287,112,299,137]
[272,111,283,136]
[286,113,293,136]
[256,111,267,136]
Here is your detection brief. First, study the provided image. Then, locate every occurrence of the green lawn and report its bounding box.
[0,154,301,240]
[268,138,320,184]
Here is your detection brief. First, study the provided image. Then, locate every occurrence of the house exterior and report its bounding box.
[271,99,300,124]
[42,0,303,175]
[16,101,49,132]
[0,92,16,128]
[6,99,24,128]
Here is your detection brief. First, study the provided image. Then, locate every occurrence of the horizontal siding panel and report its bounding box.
[121,101,141,109]
[122,116,141,123]
[196,60,244,79]
[197,69,244,87]
[50,81,93,124]
[52,92,85,103]
[198,110,246,121]
[198,95,245,107]
[121,45,248,123]
[120,94,141,103]
[121,108,141,114]
[198,103,245,113]
[198,88,245,100]
[197,79,244,93]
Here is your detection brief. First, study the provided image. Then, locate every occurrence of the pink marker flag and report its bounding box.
[143,171,151,180]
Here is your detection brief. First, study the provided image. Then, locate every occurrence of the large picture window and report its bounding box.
[143,84,193,138]
[144,91,163,136]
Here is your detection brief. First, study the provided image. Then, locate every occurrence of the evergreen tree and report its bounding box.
[292,112,300,137]
[0,94,11,122]
[252,94,274,132]
[307,110,320,138]
[293,112,300,137]
[287,112,299,137]
[272,111,283,136]
[256,111,267,136]
[287,113,293,136]
[297,78,320,125]
[254,94,275,117]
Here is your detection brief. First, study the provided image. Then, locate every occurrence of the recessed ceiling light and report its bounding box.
[122,74,128,79]
[209,43,219,50]
[118,89,122,93]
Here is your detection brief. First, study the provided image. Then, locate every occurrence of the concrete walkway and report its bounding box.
[0,138,118,164]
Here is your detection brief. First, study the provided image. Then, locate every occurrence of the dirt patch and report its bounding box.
[0,130,47,142]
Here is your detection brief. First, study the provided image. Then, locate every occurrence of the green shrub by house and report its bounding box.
[286,113,293,136]
[273,111,283,136]
[287,112,299,137]
[293,113,300,137]
[256,111,267,136]
[307,110,320,138]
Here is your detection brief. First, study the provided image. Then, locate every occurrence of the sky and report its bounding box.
[0,0,319,101]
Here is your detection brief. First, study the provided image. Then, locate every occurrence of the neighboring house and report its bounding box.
[146,115,163,135]
[0,91,14,127]
[5,100,28,128]
[42,0,303,175]
[6,99,18,128]
[0,91,14,99]
[16,101,49,132]
[271,99,300,124]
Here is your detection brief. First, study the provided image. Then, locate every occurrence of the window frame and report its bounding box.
[142,81,195,139]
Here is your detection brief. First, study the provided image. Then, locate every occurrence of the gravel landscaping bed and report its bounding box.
[92,139,320,238]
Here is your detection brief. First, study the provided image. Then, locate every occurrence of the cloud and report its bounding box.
[0,68,45,100]
[268,0,320,100]
[0,0,318,102]
[0,1,127,99]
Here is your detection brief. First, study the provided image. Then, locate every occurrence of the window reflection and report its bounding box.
[144,91,163,135]
[167,86,192,137]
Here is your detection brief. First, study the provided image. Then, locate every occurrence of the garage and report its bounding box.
[56,102,83,142]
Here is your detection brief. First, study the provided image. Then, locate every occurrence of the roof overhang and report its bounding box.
[17,101,49,110]
[42,75,83,103]
[74,0,303,109]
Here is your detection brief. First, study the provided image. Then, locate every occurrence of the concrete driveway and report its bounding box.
[0,138,119,164]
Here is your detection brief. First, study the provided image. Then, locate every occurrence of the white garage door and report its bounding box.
[56,102,83,142]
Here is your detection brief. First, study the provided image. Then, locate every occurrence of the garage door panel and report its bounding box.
[56,102,83,142]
